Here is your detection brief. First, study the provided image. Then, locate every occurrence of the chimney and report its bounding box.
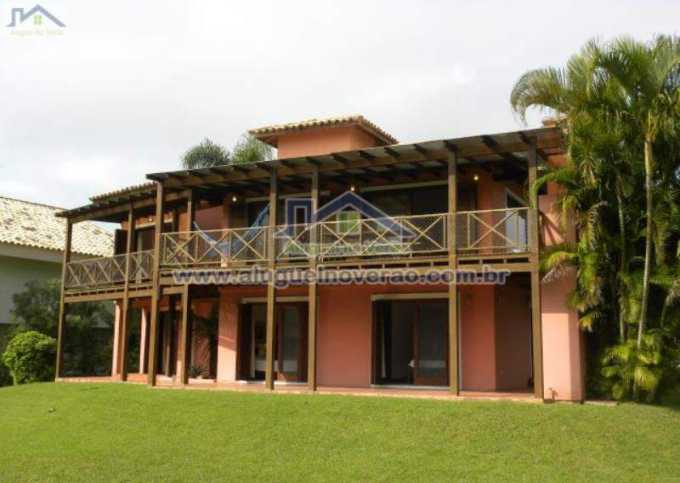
[249,115,397,159]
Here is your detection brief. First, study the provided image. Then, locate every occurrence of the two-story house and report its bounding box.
[55,115,582,401]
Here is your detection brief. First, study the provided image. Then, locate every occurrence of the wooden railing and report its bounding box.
[64,250,154,289]
[160,209,529,269]
[275,213,449,261]
[161,226,268,267]
[455,207,529,256]
[64,209,531,290]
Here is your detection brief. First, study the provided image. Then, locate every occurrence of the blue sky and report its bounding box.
[1,0,678,209]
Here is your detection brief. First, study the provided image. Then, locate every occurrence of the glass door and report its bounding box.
[276,303,308,382]
[413,301,448,386]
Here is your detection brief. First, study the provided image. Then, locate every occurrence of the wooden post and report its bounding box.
[308,167,319,390]
[147,182,164,386]
[164,297,175,377]
[118,205,135,381]
[55,218,72,380]
[265,168,277,390]
[176,191,194,385]
[177,285,191,385]
[139,307,148,374]
[447,150,459,394]
[528,140,544,400]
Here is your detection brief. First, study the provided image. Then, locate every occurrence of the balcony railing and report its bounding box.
[456,208,529,256]
[160,208,530,269]
[64,250,154,289]
[63,209,531,291]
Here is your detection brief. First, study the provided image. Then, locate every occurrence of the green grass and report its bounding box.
[1,384,679,482]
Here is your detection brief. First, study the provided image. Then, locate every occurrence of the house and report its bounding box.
[54,115,583,401]
[0,196,113,328]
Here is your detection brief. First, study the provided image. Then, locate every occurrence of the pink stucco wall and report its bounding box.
[539,191,584,401]
[459,284,497,391]
[212,281,527,391]
[277,125,381,158]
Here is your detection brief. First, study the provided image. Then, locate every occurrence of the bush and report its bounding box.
[2,331,56,384]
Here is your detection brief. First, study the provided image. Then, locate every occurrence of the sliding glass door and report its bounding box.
[373,299,448,386]
[238,302,307,383]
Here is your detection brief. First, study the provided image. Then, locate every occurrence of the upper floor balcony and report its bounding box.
[63,206,529,292]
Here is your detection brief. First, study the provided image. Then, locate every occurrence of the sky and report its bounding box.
[1,0,678,210]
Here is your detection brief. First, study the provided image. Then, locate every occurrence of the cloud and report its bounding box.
[0,0,678,208]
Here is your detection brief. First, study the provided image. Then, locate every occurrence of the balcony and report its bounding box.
[160,208,530,269]
[62,208,530,292]
[64,250,154,290]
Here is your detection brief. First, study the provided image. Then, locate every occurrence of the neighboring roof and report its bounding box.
[0,196,113,257]
[249,115,399,146]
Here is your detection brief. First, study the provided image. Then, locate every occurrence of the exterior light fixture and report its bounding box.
[231,195,238,203]
[350,184,356,192]
[473,174,480,182]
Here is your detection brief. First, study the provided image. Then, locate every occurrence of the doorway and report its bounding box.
[373,299,448,386]
[238,302,308,382]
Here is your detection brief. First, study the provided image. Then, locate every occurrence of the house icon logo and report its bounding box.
[7,4,65,30]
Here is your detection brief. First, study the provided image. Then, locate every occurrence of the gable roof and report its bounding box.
[249,115,399,146]
[0,196,113,257]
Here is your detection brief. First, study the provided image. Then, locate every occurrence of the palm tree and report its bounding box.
[231,134,273,165]
[181,138,229,169]
[594,36,680,348]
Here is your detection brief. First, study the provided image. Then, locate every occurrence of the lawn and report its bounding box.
[1,384,679,481]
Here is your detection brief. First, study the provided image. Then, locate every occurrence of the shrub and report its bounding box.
[2,331,56,384]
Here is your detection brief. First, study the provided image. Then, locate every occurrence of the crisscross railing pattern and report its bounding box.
[65,253,127,289]
[314,213,448,260]
[456,207,529,255]
[65,250,156,289]
[161,227,268,267]
[129,250,154,283]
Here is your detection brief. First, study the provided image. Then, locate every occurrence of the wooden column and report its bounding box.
[265,168,277,390]
[164,297,175,377]
[307,167,319,390]
[118,205,135,381]
[447,150,459,394]
[55,218,72,379]
[177,284,191,385]
[528,140,544,400]
[139,307,148,374]
[147,182,164,386]
[176,191,194,385]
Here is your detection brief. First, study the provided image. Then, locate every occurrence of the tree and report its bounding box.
[511,35,680,401]
[231,134,273,165]
[180,134,273,169]
[593,36,680,348]
[181,138,229,169]
[2,331,56,384]
[10,280,113,376]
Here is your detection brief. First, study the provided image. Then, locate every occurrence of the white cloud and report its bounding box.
[0,0,677,208]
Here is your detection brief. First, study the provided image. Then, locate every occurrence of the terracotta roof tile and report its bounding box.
[0,196,113,257]
[249,115,398,145]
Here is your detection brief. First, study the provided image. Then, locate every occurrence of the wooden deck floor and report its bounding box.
[57,376,538,403]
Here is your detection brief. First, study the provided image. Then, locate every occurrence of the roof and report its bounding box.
[0,196,113,257]
[89,182,156,202]
[249,115,399,146]
[62,126,565,222]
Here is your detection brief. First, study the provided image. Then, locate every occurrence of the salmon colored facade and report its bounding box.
[61,115,583,402]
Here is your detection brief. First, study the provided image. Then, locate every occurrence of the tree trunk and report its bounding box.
[638,137,654,348]
[616,184,627,343]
